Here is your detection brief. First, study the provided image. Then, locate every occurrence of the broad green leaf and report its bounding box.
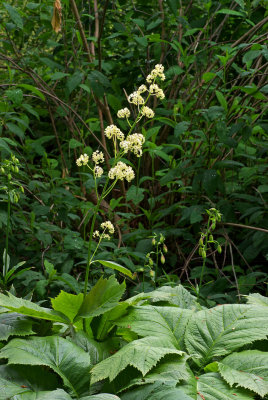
[77,276,125,319]
[66,72,83,94]
[121,382,193,400]
[202,72,216,82]
[69,138,83,149]
[117,305,193,349]
[215,90,227,112]
[94,260,133,278]
[218,350,268,396]
[81,395,121,400]
[216,9,246,16]
[91,336,184,383]
[96,303,129,341]
[0,312,34,340]
[6,122,25,139]
[4,3,23,29]
[196,373,253,400]
[51,291,83,323]
[185,304,268,366]
[18,84,45,101]
[152,285,199,309]
[126,185,145,206]
[0,336,91,396]
[0,293,68,323]
[15,389,72,400]
[246,293,268,307]
[0,364,58,399]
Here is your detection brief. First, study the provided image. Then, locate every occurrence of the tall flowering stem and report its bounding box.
[76,64,166,298]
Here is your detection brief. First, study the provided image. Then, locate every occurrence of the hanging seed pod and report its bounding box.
[149,270,155,278]
[163,244,168,253]
[160,254,165,264]
[152,238,156,246]
[202,250,206,259]
[217,245,222,254]
[149,258,154,267]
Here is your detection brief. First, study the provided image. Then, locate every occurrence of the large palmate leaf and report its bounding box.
[246,293,268,307]
[0,293,68,323]
[81,395,121,400]
[77,276,126,319]
[51,291,83,323]
[14,389,72,400]
[120,382,193,400]
[0,336,91,396]
[91,336,184,383]
[185,304,268,366]
[218,350,268,396]
[0,312,34,340]
[117,305,193,349]
[151,285,200,309]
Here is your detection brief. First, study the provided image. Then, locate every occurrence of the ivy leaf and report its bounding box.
[218,350,268,396]
[77,276,126,319]
[0,313,34,340]
[51,291,83,323]
[185,304,268,366]
[0,293,69,323]
[91,336,184,383]
[0,336,91,396]
[117,305,193,349]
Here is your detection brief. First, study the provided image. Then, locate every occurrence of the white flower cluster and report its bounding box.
[108,161,135,182]
[120,133,145,157]
[93,220,115,241]
[93,230,111,240]
[146,64,165,83]
[137,85,147,94]
[141,106,154,118]
[101,220,115,234]
[94,165,103,178]
[149,84,165,99]
[117,107,131,119]
[92,150,104,164]
[76,153,89,166]
[104,125,124,141]
[128,91,145,105]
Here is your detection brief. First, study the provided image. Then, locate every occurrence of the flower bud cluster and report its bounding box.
[76,153,89,166]
[149,84,165,99]
[146,64,165,83]
[93,220,115,241]
[108,161,135,182]
[94,166,103,178]
[104,125,124,141]
[128,91,145,106]
[117,108,131,119]
[120,133,145,157]
[92,150,104,164]
[141,106,155,118]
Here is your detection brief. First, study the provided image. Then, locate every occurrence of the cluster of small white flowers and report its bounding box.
[149,84,165,99]
[104,125,124,141]
[93,231,100,238]
[137,85,147,94]
[141,106,155,118]
[76,153,89,166]
[93,230,111,240]
[94,166,103,178]
[120,133,145,157]
[108,161,135,182]
[92,150,104,164]
[146,64,165,83]
[117,107,131,119]
[128,91,145,106]
[101,220,115,234]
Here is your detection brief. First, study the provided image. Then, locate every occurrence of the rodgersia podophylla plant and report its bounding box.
[76,64,166,296]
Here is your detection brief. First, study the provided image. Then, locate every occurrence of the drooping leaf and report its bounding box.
[77,276,126,319]
[117,305,193,349]
[218,350,268,396]
[94,260,133,278]
[91,336,184,383]
[0,293,68,323]
[51,291,83,323]
[0,312,34,340]
[185,304,268,366]
[0,336,91,396]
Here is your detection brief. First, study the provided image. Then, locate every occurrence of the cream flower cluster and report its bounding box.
[149,84,165,99]
[141,106,154,118]
[92,150,104,164]
[101,220,115,234]
[120,133,145,157]
[146,64,165,83]
[128,91,145,106]
[94,166,103,178]
[117,107,131,119]
[104,125,124,141]
[108,161,135,182]
[76,153,89,166]
[93,231,111,240]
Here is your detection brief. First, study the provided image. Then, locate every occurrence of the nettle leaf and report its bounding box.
[218,350,268,396]
[117,305,193,349]
[51,291,83,323]
[0,312,34,340]
[0,293,68,323]
[185,304,268,366]
[196,372,253,400]
[0,336,91,396]
[77,276,125,319]
[91,336,184,383]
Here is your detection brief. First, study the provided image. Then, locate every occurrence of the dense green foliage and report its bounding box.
[0,0,268,398]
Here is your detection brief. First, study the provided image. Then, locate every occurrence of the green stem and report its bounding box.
[4,187,11,277]
[198,219,211,300]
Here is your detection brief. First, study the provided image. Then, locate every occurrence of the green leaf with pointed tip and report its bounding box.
[0,313,34,340]
[246,293,268,307]
[51,291,83,323]
[94,260,133,279]
[91,336,184,384]
[77,276,125,319]
[3,3,23,29]
[185,304,268,366]
[0,336,91,397]
[121,382,193,400]
[0,293,68,323]
[117,305,193,350]
[218,350,268,396]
